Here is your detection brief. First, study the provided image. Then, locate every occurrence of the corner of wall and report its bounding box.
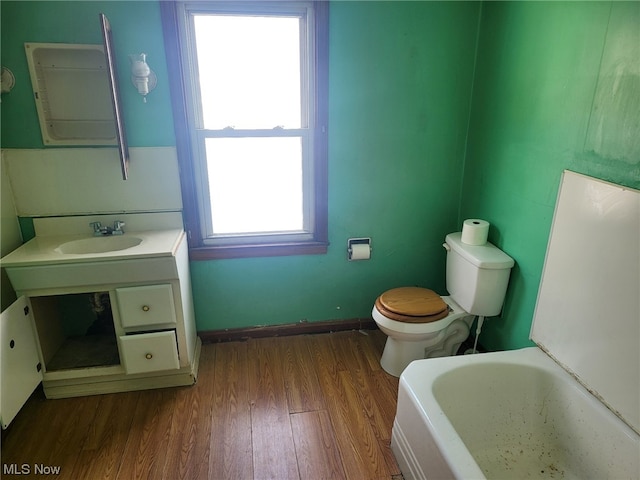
[1,149,23,311]
[456,2,484,226]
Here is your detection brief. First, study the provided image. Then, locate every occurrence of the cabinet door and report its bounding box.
[1,296,43,429]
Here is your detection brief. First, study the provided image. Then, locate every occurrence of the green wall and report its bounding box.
[3,1,637,351]
[0,1,174,147]
[190,1,481,329]
[461,1,640,351]
[1,1,481,331]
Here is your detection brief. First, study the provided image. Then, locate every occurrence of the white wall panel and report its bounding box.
[531,170,640,433]
[3,147,182,217]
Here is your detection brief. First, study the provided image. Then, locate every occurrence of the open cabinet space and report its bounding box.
[31,293,120,372]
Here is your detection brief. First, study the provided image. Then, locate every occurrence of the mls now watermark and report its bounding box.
[3,463,62,475]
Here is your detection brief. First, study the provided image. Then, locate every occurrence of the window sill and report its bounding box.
[189,240,328,260]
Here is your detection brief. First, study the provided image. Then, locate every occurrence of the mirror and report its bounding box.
[24,15,130,180]
[99,13,129,180]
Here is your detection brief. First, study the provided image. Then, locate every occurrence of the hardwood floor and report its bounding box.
[2,329,403,479]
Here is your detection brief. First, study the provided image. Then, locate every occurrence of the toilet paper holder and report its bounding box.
[347,237,371,261]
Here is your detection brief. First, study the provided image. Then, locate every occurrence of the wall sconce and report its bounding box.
[1,66,16,99]
[129,53,156,102]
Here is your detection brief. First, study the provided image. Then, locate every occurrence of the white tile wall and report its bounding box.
[2,146,183,217]
[531,171,640,433]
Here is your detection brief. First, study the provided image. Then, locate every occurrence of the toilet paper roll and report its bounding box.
[350,243,371,260]
[461,219,490,245]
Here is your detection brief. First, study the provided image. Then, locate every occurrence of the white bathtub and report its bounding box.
[392,347,640,480]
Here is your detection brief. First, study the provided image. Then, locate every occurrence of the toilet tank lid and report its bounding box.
[445,232,515,269]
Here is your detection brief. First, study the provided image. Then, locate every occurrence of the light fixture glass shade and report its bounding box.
[129,53,156,101]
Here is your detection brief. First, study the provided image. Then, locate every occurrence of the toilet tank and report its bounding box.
[444,232,515,316]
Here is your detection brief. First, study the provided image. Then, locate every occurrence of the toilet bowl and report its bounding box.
[372,289,473,376]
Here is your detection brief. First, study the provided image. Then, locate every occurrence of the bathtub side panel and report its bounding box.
[392,377,463,480]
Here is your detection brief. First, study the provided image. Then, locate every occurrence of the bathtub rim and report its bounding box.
[396,346,640,480]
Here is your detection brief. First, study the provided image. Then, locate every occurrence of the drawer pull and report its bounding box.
[145,353,153,360]
[142,305,150,312]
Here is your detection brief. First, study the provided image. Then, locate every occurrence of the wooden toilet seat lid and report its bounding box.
[376,287,449,324]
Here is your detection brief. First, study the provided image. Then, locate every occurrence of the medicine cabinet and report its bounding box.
[24,14,129,179]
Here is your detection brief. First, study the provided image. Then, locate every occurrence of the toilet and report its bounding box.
[372,232,515,376]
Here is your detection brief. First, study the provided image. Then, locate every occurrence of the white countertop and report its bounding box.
[0,229,185,267]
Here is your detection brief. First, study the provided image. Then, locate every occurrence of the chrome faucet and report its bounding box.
[90,221,125,236]
[113,221,125,234]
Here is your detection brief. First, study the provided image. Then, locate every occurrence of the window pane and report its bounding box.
[205,137,304,234]
[194,15,302,129]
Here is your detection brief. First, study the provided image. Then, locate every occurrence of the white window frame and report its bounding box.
[165,1,328,258]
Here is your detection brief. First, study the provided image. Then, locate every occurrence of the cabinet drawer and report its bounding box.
[119,331,179,374]
[116,284,176,329]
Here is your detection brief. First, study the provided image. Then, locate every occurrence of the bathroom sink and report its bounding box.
[55,236,143,254]
[0,221,186,291]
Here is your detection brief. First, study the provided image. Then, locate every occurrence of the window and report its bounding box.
[161,1,328,259]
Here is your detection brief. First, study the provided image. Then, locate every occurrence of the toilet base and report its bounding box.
[380,319,470,377]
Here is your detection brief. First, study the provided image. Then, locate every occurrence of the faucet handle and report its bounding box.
[90,221,102,233]
[113,220,125,232]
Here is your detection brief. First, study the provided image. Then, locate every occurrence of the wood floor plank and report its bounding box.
[348,366,392,443]
[308,332,393,479]
[369,370,400,437]
[307,332,341,379]
[209,341,253,480]
[1,388,49,465]
[282,335,326,414]
[352,368,402,477]
[338,369,393,477]
[2,329,401,480]
[342,331,401,477]
[330,330,370,372]
[248,337,299,479]
[37,395,101,476]
[81,392,137,451]
[163,344,217,479]
[347,331,401,476]
[290,410,346,480]
[351,329,387,372]
[327,331,361,372]
[2,394,98,480]
[370,327,388,355]
[72,392,140,480]
[117,388,177,479]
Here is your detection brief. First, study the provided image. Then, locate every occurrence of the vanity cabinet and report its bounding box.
[0,226,200,429]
